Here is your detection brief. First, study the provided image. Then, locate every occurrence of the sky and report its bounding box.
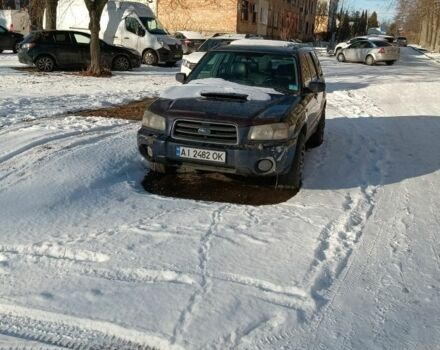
[341,0,397,22]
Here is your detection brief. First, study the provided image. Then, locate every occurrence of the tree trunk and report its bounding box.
[29,0,45,30]
[84,0,108,76]
[45,0,58,30]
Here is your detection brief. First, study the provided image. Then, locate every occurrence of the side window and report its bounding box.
[300,54,312,86]
[53,32,72,44]
[306,53,318,81]
[125,17,145,37]
[73,33,91,45]
[310,51,323,77]
[359,41,373,49]
[175,33,183,39]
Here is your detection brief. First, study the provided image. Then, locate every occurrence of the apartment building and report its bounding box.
[148,0,318,41]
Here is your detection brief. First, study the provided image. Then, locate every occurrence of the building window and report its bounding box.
[241,0,249,21]
[251,3,257,23]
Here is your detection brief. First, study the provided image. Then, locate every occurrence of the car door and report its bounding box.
[53,32,82,68]
[71,32,92,68]
[358,41,374,61]
[121,16,145,53]
[344,41,363,62]
[304,52,322,131]
[0,25,13,50]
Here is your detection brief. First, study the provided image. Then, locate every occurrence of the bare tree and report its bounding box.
[45,0,58,29]
[29,0,45,30]
[279,10,297,41]
[84,0,108,76]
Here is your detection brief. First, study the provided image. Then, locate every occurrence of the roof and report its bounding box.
[213,40,309,55]
[175,31,206,39]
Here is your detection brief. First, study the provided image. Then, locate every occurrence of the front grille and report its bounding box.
[173,119,238,145]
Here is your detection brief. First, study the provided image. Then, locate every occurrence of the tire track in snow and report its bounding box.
[0,303,182,350]
[171,204,229,345]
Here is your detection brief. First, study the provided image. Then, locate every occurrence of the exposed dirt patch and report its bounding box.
[72,97,156,121]
[142,171,297,206]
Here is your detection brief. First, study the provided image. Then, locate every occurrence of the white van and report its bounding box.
[56,0,182,65]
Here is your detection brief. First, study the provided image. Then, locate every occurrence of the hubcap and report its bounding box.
[38,57,53,71]
[144,52,156,65]
[116,57,129,70]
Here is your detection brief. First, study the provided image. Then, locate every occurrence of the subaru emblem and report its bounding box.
[198,127,211,136]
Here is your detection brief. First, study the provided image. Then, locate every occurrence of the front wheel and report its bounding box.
[35,55,55,72]
[142,49,158,66]
[277,133,306,190]
[337,52,345,62]
[365,55,375,66]
[13,41,20,53]
[112,55,131,71]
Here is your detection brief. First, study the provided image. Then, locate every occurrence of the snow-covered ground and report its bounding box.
[0,48,439,350]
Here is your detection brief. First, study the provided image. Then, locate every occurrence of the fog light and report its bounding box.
[147,146,153,157]
[257,159,273,173]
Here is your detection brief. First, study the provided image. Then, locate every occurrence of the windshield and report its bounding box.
[139,17,168,35]
[189,51,299,94]
[198,39,234,52]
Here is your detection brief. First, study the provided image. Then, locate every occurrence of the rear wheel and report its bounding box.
[35,55,55,72]
[365,55,375,66]
[386,60,396,66]
[112,55,131,71]
[337,52,346,62]
[307,108,325,148]
[143,49,158,65]
[277,132,306,190]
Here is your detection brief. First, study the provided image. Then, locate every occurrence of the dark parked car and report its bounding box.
[138,41,326,190]
[18,30,141,72]
[396,36,408,47]
[0,24,24,53]
[174,31,205,54]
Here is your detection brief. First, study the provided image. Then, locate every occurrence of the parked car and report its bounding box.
[396,36,408,47]
[0,24,23,53]
[138,40,326,190]
[174,31,205,54]
[180,34,262,75]
[56,0,182,66]
[18,30,141,72]
[337,39,400,65]
[334,36,368,56]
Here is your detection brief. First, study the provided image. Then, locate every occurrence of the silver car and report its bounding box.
[337,39,400,66]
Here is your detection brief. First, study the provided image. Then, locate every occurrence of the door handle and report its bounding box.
[124,37,130,39]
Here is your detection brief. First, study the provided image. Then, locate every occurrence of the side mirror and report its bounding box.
[175,72,187,84]
[307,81,326,93]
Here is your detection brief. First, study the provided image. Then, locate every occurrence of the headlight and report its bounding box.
[142,110,166,132]
[248,123,289,141]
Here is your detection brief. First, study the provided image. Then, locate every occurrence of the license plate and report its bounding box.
[176,146,226,163]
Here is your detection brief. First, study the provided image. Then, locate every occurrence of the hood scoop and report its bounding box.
[200,92,249,101]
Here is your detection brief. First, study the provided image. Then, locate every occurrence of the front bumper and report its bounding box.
[18,50,34,66]
[157,45,183,63]
[137,128,297,176]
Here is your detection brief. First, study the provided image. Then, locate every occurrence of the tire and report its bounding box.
[0,49,3,54]
[149,162,175,174]
[112,55,131,71]
[142,49,158,65]
[307,108,325,148]
[277,132,306,190]
[13,41,20,53]
[386,60,396,66]
[365,55,375,66]
[337,52,345,62]
[335,48,341,56]
[35,55,55,72]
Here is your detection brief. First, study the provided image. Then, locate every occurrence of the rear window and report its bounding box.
[54,32,72,44]
[372,40,391,47]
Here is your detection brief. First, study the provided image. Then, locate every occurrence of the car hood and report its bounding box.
[151,79,301,126]
[183,51,206,63]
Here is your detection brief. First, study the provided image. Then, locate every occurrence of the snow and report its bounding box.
[161,78,282,101]
[0,48,439,349]
[229,39,297,48]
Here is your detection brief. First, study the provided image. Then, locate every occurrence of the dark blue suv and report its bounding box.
[138,41,326,190]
